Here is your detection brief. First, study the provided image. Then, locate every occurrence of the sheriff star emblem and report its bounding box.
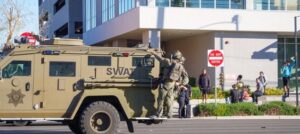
[7,89,25,107]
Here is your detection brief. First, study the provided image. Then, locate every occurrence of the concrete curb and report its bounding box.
[169,116,300,120]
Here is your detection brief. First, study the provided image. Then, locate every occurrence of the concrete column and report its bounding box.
[246,0,254,10]
[142,30,161,49]
[112,39,127,47]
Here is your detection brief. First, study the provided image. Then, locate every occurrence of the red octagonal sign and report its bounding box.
[208,50,224,67]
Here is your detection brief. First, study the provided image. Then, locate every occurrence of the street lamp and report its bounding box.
[294,16,300,106]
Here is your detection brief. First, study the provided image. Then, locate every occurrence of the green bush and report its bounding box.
[191,87,229,100]
[258,101,295,115]
[197,101,299,116]
[189,77,196,87]
[198,103,261,116]
[264,88,284,95]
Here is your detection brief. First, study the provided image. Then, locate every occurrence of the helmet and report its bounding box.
[172,50,183,60]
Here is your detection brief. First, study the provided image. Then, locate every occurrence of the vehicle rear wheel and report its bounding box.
[80,101,120,134]
[12,121,30,126]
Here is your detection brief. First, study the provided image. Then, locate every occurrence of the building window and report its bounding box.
[201,0,215,8]
[2,61,31,78]
[171,0,185,7]
[49,62,76,77]
[217,0,229,8]
[55,23,68,37]
[277,37,300,89]
[270,0,285,10]
[86,0,96,31]
[88,56,111,66]
[286,0,299,10]
[132,57,154,67]
[102,0,108,23]
[75,22,83,34]
[156,0,169,7]
[118,0,135,15]
[186,0,200,8]
[108,0,115,20]
[54,0,65,13]
[255,0,270,10]
[231,0,245,9]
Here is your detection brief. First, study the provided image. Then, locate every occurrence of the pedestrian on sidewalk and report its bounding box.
[198,69,210,104]
[281,57,296,97]
[257,71,267,94]
[252,78,263,103]
[177,84,191,118]
[230,84,239,103]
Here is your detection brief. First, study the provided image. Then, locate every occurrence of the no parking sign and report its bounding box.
[208,49,224,67]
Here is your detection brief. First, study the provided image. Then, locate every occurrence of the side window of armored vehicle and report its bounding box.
[49,62,76,77]
[132,57,154,67]
[88,56,111,66]
[2,61,31,78]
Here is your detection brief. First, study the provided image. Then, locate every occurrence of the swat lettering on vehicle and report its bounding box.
[107,67,134,76]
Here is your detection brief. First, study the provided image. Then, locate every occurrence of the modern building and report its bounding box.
[39,0,83,39]
[41,0,300,90]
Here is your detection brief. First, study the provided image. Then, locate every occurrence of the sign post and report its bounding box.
[208,50,224,106]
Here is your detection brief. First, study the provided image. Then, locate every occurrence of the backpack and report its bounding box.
[167,62,184,81]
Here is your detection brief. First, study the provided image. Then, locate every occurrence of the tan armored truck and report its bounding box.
[0,38,161,133]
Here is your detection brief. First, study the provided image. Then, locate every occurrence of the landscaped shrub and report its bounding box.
[198,103,261,116]
[189,77,196,87]
[191,87,229,100]
[264,88,284,95]
[197,101,298,116]
[258,101,295,115]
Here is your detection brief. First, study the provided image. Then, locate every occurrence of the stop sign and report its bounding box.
[208,50,224,67]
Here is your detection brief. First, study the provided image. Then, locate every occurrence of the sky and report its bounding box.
[0,0,39,44]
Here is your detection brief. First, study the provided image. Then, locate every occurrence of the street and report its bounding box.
[1,119,300,134]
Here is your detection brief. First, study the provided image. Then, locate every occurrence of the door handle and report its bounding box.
[25,82,30,91]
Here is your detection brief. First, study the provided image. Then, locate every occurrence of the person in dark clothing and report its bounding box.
[198,69,210,103]
[252,79,263,103]
[230,84,239,103]
[177,85,191,118]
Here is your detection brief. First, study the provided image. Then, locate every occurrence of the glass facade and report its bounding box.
[119,0,135,15]
[85,0,96,31]
[278,37,300,90]
[255,0,300,10]
[156,0,170,7]
[202,0,215,8]
[186,0,200,8]
[231,0,245,9]
[171,0,185,7]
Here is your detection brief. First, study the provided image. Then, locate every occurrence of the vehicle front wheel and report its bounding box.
[80,101,120,134]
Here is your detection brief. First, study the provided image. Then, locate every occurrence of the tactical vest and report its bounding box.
[167,62,184,81]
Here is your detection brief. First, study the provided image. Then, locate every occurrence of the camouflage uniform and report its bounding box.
[152,51,187,118]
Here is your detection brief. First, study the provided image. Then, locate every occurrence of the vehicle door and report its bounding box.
[42,55,81,117]
[0,55,34,116]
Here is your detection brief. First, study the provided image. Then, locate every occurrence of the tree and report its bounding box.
[0,0,26,44]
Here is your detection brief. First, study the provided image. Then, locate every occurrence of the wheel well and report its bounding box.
[75,96,128,121]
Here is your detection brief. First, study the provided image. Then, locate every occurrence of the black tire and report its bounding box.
[12,121,30,126]
[80,101,120,134]
[68,120,82,134]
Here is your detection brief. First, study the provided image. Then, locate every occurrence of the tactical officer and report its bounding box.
[150,50,188,118]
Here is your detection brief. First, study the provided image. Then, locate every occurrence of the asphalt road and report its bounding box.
[1,119,300,134]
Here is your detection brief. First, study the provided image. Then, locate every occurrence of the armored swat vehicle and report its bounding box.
[0,38,161,133]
